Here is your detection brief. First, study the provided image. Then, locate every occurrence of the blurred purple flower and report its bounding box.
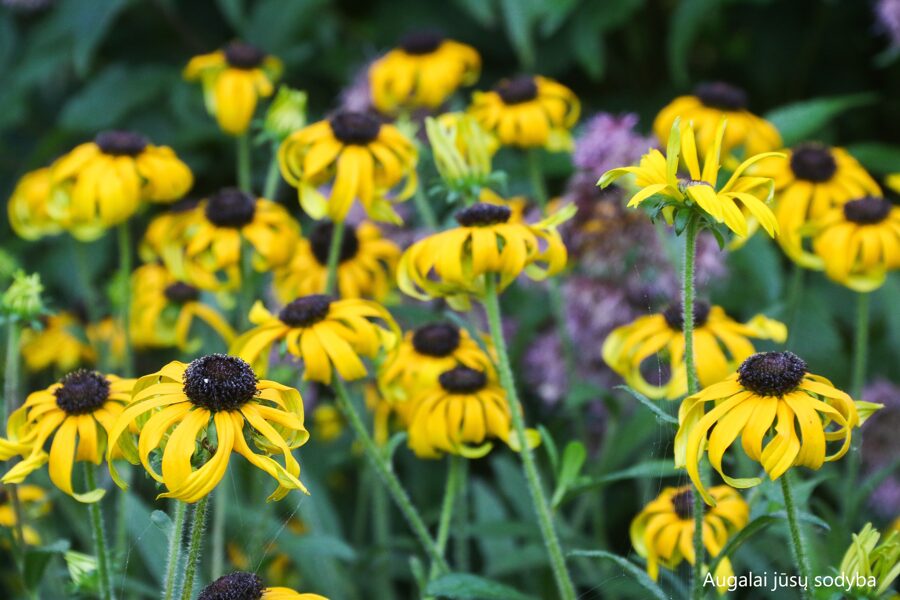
[861,378,900,517]
[875,0,900,47]
[572,112,656,180]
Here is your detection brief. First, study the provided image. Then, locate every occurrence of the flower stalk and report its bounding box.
[84,464,114,600]
[180,496,209,600]
[429,455,465,580]
[162,501,187,600]
[237,133,252,193]
[117,223,134,377]
[781,473,812,600]
[851,291,870,398]
[413,184,439,229]
[324,220,346,295]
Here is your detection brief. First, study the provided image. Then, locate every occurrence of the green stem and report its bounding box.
[180,496,209,600]
[526,148,548,208]
[780,473,812,600]
[263,141,281,200]
[429,455,465,579]
[324,221,346,296]
[3,321,26,561]
[372,481,394,600]
[85,464,114,600]
[117,223,134,377]
[481,277,576,600]
[850,292,870,398]
[413,184,439,229]
[210,484,227,580]
[783,264,805,347]
[237,134,252,194]
[236,236,254,336]
[162,501,187,600]
[454,459,470,571]
[332,376,448,572]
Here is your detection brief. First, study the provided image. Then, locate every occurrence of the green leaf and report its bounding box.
[568,550,667,600]
[385,431,408,461]
[451,0,495,27]
[24,540,70,591]
[499,0,535,69]
[572,18,605,79]
[551,441,586,508]
[668,0,719,85]
[845,142,900,175]
[765,93,878,147]
[125,494,170,583]
[149,509,173,538]
[615,385,678,425]
[568,460,678,496]
[538,424,559,471]
[242,0,328,55]
[215,0,245,29]
[426,573,539,600]
[707,515,780,575]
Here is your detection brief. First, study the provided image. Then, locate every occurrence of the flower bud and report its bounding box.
[264,86,307,140]
[426,113,495,191]
[1,270,44,321]
[838,523,899,596]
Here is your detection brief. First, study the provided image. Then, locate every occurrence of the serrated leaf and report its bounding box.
[569,550,667,600]
[616,385,678,425]
[426,573,539,600]
[765,93,878,147]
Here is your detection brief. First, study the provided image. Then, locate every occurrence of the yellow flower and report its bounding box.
[397,202,568,310]
[278,111,418,224]
[231,296,398,384]
[599,118,782,238]
[273,221,400,302]
[630,485,749,589]
[7,168,63,240]
[675,351,862,505]
[106,355,309,503]
[469,76,579,150]
[184,41,283,136]
[312,404,344,443]
[20,312,94,373]
[887,173,900,194]
[0,484,50,546]
[808,197,900,292]
[0,370,135,502]
[654,83,781,158]
[751,143,881,267]
[370,32,480,114]
[602,301,787,400]
[50,130,193,240]
[85,317,128,372]
[130,264,234,350]
[406,366,538,459]
[196,571,327,600]
[139,199,200,264]
[378,322,495,405]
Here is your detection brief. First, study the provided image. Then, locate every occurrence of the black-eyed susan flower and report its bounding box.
[7,168,63,240]
[369,31,480,114]
[675,351,863,505]
[653,82,782,157]
[20,312,94,373]
[602,301,787,400]
[138,198,200,265]
[630,485,749,588]
[273,221,400,302]
[599,119,782,239]
[184,41,283,136]
[0,484,50,545]
[50,130,193,241]
[106,355,309,503]
[231,296,398,384]
[278,111,418,223]
[469,76,579,150]
[397,202,568,310]
[130,263,235,350]
[0,369,134,502]
[197,571,327,600]
[752,142,881,266]
[407,366,538,459]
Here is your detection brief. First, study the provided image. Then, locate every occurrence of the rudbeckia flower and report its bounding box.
[675,351,862,505]
[230,296,398,384]
[369,31,480,114]
[751,142,881,266]
[407,366,538,459]
[0,484,50,545]
[138,198,200,264]
[378,322,496,405]
[106,355,309,503]
[20,312,94,373]
[130,264,235,350]
[808,197,900,292]
[7,168,63,240]
[0,369,135,502]
[468,75,580,150]
[602,301,787,400]
[278,111,418,223]
[653,82,782,157]
[184,41,283,136]
[50,130,193,241]
[273,221,400,302]
[196,571,327,600]
[630,485,749,588]
[397,202,568,310]
[599,119,782,238]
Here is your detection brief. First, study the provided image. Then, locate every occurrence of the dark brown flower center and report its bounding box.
[164,282,200,304]
[663,300,710,330]
[329,111,382,145]
[412,323,461,357]
[223,41,266,69]
[671,488,696,520]
[399,30,444,55]
[737,351,807,397]
[842,196,891,224]
[197,571,264,600]
[94,130,148,156]
[205,188,256,228]
[455,202,511,226]
[790,143,837,183]
[0,489,7,505]
[55,369,110,415]
[495,76,538,105]
[310,223,359,265]
[439,366,487,394]
[183,354,258,412]
[694,82,748,111]
[279,295,332,327]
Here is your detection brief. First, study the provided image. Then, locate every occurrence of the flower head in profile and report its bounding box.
[369,31,480,114]
[184,41,283,135]
[630,485,749,589]
[7,168,63,240]
[107,355,309,503]
[49,130,193,240]
[675,351,867,505]
[0,369,135,502]
[0,484,50,545]
[231,296,398,384]
[20,312,95,373]
[196,570,327,600]
[603,301,786,400]
[278,111,418,224]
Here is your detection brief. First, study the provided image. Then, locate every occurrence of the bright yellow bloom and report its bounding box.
[676,351,863,505]
[312,404,344,443]
[602,302,786,400]
[397,202,568,310]
[130,264,234,350]
[7,168,63,240]
[20,312,94,373]
[654,83,781,157]
[0,370,135,502]
[138,199,199,264]
[0,484,50,545]
[370,32,480,114]
[50,130,193,240]
[184,41,283,136]
[887,173,900,194]
[630,485,749,589]
[196,571,327,600]
[278,112,418,224]
[107,355,309,503]
[469,76,579,150]
[273,221,400,302]
[599,118,782,238]
[231,296,398,384]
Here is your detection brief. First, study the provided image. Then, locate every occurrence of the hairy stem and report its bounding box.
[180,496,209,600]
[237,134,252,194]
[851,291,870,398]
[85,465,114,600]
[413,184,439,229]
[3,321,26,557]
[781,473,812,600]
[162,501,187,600]
[429,455,465,580]
[263,142,281,200]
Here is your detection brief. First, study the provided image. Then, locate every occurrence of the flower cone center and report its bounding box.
[694,82,748,111]
[55,370,110,415]
[663,300,710,330]
[279,295,333,327]
[412,323,461,357]
[399,30,444,55]
[197,571,264,600]
[843,196,891,224]
[496,76,538,105]
[737,351,807,397]
[164,282,200,304]
[310,223,359,265]
[94,130,148,156]
[439,366,487,394]
[183,354,258,412]
[790,144,837,182]
[455,202,511,226]
[224,42,266,69]
[205,188,257,228]
[329,111,382,145]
